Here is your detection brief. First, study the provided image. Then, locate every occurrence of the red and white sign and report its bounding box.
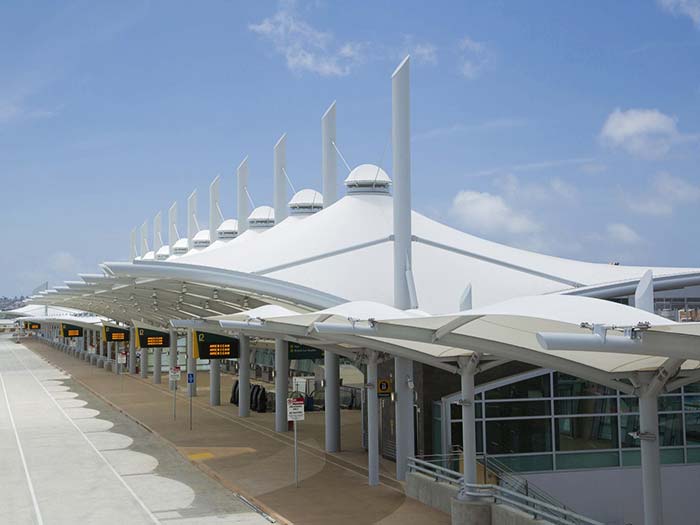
[287,397,305,422]
[169,366,181,382]
[117,352,127,364]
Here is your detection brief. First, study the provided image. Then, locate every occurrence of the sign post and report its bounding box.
[118,351,127,391]
[188,372,195,430]
[169,366,181,420]
[287,396,305,488]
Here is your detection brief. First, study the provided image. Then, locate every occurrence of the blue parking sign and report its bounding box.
[187,373,194,384]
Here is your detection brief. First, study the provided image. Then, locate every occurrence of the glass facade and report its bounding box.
[440,369,700,472]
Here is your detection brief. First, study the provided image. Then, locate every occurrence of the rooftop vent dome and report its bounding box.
[192,229,211,249]
[216,219,239,240]
[289,189,323,215]
[133,256,142,261]
[172,238,189,256]
[344,164,391,194]
[142,250,155,261]
[155,245,170,261]
[248,205,275,229]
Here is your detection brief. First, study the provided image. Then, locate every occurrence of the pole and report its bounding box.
[324,350,340,452]
[239,335,251,417]
[153,347,161,384]
[274,338,289,432]
[640,389,663,525]
[173,381,177,421]
[294,420,299,488]
[189,389,193,431]
[210,358,220,406]
[169,328,177,391]
[458,356,478,499]
[128,327,136,374]
[367,350,379,486]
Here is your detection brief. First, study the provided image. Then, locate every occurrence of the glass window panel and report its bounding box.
[620,397,638,413]
[476,402,482,419]
[432,419,442,455]
[621,415,640,448]
[555,398,616,415]
[686,413,700,445]
[622,450,641,466]
[658,396,682,412]
[556,451,619,470]
[486,419,552,454]
[684,396,700,411]
[476,421,483,453]
[687,448,700,464]
[659,414,683,447]
[553,373,614,397]
[661,448,684,465]
[485,375,550,400]
[491,454,553,473]
[556,417,618,451]
[450,403,462,420]
[485,400,550,418]
[432,402,441,419]
[449,422,483,454]
[684,382,700,393]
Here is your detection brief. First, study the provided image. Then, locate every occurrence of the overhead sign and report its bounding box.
[377,378,393,396]
[192,331,239,359]
[287,397,305,422]
[288,342,323,361]
[28,322,41,330]
[60,323,83,338]
[169,366,181,382]
[135,327,170,349]
[103,325,130,343]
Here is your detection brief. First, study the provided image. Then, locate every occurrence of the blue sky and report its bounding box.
[1,0,699,296]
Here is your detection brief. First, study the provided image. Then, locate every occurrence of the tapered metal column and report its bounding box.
[168,328,177,390]
[273,134,288,223]
[210,359,220,406]
[324,350,341,452]
[238,335,251,417]
[153,347,161,384]
[140,347,148,378]
[321,101,337,205]
[274,338,288,432]
[392,56,415,482]
[237,158,249,234]
[459,356,478,498]
[113,342,120,373]
[187,329,196,396]
[367,351,379,486]
[129,327,136,374]
[640,389,663,525]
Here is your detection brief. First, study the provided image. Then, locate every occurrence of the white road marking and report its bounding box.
[0,373,44,525]
[9,347,160,525]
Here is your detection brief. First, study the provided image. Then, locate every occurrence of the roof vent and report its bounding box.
[344,164,391,194]
[155,245,170,261]
[217,219,239,240]
[193,229,211,249]
[289,189,323,215]
[248,206,275,229]
[172,238,189,255]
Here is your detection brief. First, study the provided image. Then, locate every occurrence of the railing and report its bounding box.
[408,456,603,525]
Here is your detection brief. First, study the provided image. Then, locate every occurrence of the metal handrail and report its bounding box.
[408,457,603,525]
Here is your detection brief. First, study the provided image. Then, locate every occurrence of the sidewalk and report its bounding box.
[27,340,449,525]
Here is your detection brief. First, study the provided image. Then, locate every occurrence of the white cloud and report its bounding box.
[249,2,366,77]
[398,36,438,65]
[413,118,526,141]
[599,108,680,159]
[449,190,540,236]
[468,157,596,178]
[0,100,61,124]
[658,0,700,27]
[496,174,578,202]
[458,36,487,79]
[625,172,700,215]
[606,223,642,245]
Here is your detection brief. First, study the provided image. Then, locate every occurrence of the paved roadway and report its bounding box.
[0,336,270,525]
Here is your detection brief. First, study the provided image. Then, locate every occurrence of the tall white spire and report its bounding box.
[237,157,249,234]
[322,101,337,206]
[273,133,288,223]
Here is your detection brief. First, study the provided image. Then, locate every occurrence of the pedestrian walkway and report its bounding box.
[0,336,270,524]
[26,339,450,525]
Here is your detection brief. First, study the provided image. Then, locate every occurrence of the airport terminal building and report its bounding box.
[17,58,700,525]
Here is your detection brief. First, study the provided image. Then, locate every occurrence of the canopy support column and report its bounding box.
[324,350,341,452]
[112,342,119,374]
[274,338,288,432]
[129,327,136,374]
[168,328,177,390]
[367,350,379,486]
[140,347,148,379]
[187,329,197,397]
[639,387,663,525]
[394,356,414,481]
[153,347,161,384]
[458,354,480,499]
[210,359,221,406]
[239,335,251,417]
